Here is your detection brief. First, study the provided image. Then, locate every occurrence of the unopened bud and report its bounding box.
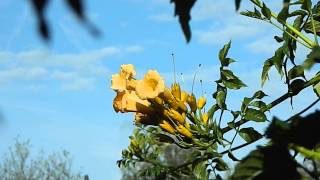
[187,93,197,112]
[176,124,193,138]
[159,120,175,134]
[171,83,181,100]
[202,113,209,125]
[197,96,206,109]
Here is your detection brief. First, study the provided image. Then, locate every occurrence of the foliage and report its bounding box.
[111,0,320,179]
[0,138,84,180]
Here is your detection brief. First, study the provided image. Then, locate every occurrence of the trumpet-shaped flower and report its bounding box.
[120,64,136,79]
[113,91,151,113]
[136,70,165,100]
[111,64,137,92]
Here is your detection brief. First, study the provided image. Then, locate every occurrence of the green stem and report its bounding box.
[269,20,312,49]
[310,9,319,45]
[250,0,315,47]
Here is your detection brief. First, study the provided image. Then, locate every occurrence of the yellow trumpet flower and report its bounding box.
[136,70,165,100]
[113,91,152,113]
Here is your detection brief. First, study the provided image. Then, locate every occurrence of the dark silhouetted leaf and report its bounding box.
[31,0,50,41]
[239,127,262,143]
[261,3,271,20]
[65,0,85,20]
[235,0,241,11]
[231,146,300,180]
[274,36,284,42]
[171,0,197,42]
[228,150,240,161]
[277,5,289,23]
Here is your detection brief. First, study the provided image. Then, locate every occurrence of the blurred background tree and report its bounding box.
[0,138,85,180]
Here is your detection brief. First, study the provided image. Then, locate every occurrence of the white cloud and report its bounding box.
[0,45,144,90]
[247,37,280,54]
[148,13,175,22]
[62,78,95,91]
[0,67,48,82]
[195,19,264,45]
[125,45,144,53]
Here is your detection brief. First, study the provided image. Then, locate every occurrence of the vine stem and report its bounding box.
[268,20,312,49]
[250,0,315,47]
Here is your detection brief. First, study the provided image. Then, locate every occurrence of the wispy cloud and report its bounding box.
[148,13,175,22]
[247,37,280,54]
[0,46,144,90]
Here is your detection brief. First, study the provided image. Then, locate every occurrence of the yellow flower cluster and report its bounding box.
[111,64,209,139]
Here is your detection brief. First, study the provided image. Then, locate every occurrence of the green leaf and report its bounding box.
[277,5,289,23]
[231,111,241,119]
[219,41,231,66]
[239,127,263,143]
[213,158,229,171]
[304,46,320,69]
[291,145,320,160]
[289,10,308,17]
[230,149,264,180]
[261,3,271,19]
[222,78,247,90]
[240,9,262,20]
[244,108,267,122]
[301,0,312,11]
[261,59,273,86]
[216,91,226,109]
[293,15,304,31]
[228,150,240,161]
[288,65,305,80]
[313,80,320,97]
[272,47,285,76]
[192,160,209,179]
[304,19,320,36]
[249,100,267,110]
[207,104,219,120]
[252,90,268,99]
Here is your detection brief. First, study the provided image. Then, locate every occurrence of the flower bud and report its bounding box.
[197,96,206,110]
[187,93,197,112]
[180,91,188,102]
[202,113,209,125]
[171,83,181,100]
[164,109,185,124]
[159,120,175,134]
[176,124,193,138]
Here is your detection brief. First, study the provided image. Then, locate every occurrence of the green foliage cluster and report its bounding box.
[117,0,320,179]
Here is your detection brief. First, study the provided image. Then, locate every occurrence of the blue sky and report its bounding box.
[0,0,319,179]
